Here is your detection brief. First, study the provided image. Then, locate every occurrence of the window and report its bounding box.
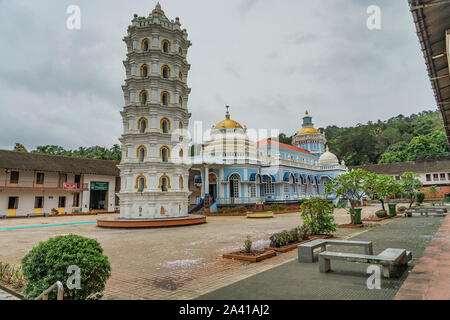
[161,119,169,133]
[58,196,66,208]
[161,147,169,162]
[263,176,274,194]
[73,193,80,207]
[8,197,18,209]
[179,71,183,80]
[179,176,184,190]
[137,177,145,192]
[35,196,44,209]
[250,183,256,197]
[229,173,240,198]
[179,96,183,107]
[138,147,145,162]
[74,174,81,187]
[284,184,289,193]
[141,38,149,51]
[162,39,170,53]
[179,47,183,55]
[162,65,170,78]
[433,174,439,181]
[161,91,169,105]
[10,171,19,184]
[36,172,45,184]
[426,174,431,182]
[139,118,147,133]
[179,121,183,129]
[141,64,148,77]
[440,173,446,181]
[59,174,67,187]
[161,177,168,192]
[140,90,148,105]
[179,149,183,159]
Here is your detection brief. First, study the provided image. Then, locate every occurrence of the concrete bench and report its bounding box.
[319,248,412,278]
[298,239,373,263]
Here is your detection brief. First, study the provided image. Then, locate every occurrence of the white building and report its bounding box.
[0,150,119,217]
[117,3,192,219]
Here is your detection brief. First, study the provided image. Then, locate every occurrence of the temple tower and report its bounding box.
[292,110,327,156]
[118,3,192,219]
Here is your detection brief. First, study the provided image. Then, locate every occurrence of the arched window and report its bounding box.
[141,38,149,51]
[179,121,183,129]
[161,39,171,53]
[179,176,184,190]
[179,71,183,80]
[138,117,147,133]
[263,175,274,195]
[139,90,148,105]
[158,173,171,191]
[135,174,147,192]
[179,96,183,107]
[178,47,183,55]
[136,145,147,162]
[179,149,183,159]
[160,117,170,133]
[160,146,170,162]
[161,65,170,78]
[229,173,241,198]
[161,91,170,105]
[140,64,149,77]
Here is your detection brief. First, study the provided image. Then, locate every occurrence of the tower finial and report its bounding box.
[156,2,161,10]
[225,105,230,119]
[305,109,309,115]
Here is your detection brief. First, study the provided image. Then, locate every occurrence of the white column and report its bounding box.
[204,166,209,197]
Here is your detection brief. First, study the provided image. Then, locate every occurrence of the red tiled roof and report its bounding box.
[255,139,312,155]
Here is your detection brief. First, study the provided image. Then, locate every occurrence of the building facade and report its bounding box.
[117,3,192,219]
[190,108,347,208]
[0,150,119,217]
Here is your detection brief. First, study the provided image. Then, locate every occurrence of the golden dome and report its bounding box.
[296,127,319,135]
[214,106,243,129]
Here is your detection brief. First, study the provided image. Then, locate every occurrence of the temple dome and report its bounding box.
[213,106,243,129]
[296,127,319,135]
[319,146,338,164]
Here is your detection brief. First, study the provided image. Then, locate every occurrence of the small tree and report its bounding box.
[301,197,337,234]
[363,173,400,211]
[22,234,111,300]
[399,172,423,208]
[415,192,425,205]
[325,169,367,225]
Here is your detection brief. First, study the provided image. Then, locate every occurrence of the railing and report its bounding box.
[216,197,261,205]
[35,281,64,300]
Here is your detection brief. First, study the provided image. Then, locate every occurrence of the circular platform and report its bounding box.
[246,211,274,218]
[97,214,206,228]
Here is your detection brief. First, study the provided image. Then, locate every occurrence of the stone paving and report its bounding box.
[197,215,445,300]
[0,207,383,299]
[395,214,450,300]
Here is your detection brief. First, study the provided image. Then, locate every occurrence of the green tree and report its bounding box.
[13,143,28,152]
[325,169,367,224]
[300,197,337,235]
[398,172,423,208]
[22,234,111,300]
[363,173,399,211]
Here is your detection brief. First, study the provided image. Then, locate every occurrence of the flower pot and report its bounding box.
[388,203,397,216]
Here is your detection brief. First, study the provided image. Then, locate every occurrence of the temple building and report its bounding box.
[189,108,347,210]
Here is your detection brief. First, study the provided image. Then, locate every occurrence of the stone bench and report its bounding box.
[319,248,412,278]
[298,239,373,263]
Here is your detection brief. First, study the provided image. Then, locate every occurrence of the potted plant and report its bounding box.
[326,169,367,225]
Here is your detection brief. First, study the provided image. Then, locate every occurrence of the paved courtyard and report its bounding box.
[0,204,425,300]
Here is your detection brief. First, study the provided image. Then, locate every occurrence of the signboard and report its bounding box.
[63,183,77,190]
[91,182,108,191]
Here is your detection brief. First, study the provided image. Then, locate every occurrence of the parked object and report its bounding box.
[298,239,373,263]
[318,248,412,278]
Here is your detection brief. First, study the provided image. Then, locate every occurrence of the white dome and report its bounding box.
[319,146,338,164]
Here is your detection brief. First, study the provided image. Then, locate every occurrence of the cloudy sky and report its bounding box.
[0,0,436,150]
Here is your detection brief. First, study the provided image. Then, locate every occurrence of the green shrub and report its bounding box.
[415,192,425,205]
[375,210,387,218]
[269,225,311,247]
[301,197,337,235]
[297,224,311,240]
[266,204,286,212]
[244,236,252,253]
[22,234,111,300]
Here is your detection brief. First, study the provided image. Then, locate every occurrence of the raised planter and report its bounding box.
[362,216,391,222]
[222,250,276,262]
[247,211,274,218]
[265,239,310,253]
